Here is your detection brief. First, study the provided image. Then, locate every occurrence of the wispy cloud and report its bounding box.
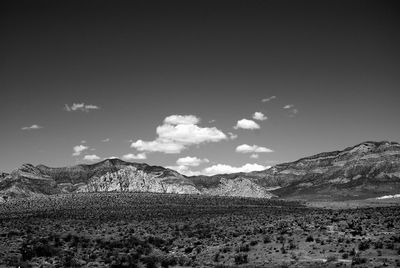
[101,138,110,142]
[72,144,88,156]
[83,154,101,161]
[283,104,299,117]
[283,104,294,109]
[234,119,260,130]
[64,103,100,112]
[122,153,147,160]
[21,124,42,130]
[252,112,267,121]
[262,96,276,102]
[131,115,227,154]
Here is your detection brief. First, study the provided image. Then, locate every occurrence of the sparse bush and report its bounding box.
[327,255,337,262]
[306,235,314,242]
[234,253,248,265]
[263,235,272,243]
[358,240,370,251]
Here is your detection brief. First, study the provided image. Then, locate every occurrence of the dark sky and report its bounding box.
[1,0,399,174]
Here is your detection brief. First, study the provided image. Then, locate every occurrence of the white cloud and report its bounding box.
[164,115,199,125]
[236,144,274,154]
[202,163,270,176]
[283,104,294,109]
[83,154,101,161]
[65,103,100,112]
[72,145,88,156]
[262,96,276,102]
[131,115,227,154]
[228,132,238,140]
[21,124,42,130]
[102,138,110,142]
[176,156,209,167]
[166,165,201,177]
[252,112,267,121]
[250,154,259,159]
[122,153,147,160]
[131,139,185,154]
[157,124,226,144]
[234,119,260,130]
[106,156,119,159]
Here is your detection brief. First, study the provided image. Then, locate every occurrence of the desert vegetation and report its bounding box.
[0,192,399,267]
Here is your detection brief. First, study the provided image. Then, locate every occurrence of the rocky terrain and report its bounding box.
[0,141,399,201]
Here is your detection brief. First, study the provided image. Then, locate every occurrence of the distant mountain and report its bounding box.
[1,141,399,201]
[197,141,400,201]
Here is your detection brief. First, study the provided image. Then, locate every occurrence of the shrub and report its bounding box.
[352,255,367,265]
[306,235,314,242]
[327,255,337,262]
[234,253,248,265]
[358,240,370,251]
[263,235,272,243]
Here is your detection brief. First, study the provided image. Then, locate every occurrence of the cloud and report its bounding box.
[250,154,259,159]
[131,140,185,154]
[166,165,201,177]
[102,138,110,142]
[234,119,260,130]
[21,124,43,130]
[228,132,238,140]
[202,163,270,176]
[236,144,274,154]
[72,145,88,156]
[65,103,100,112]
[176,156,209,167]
[262,96,276,102]
[131,115,227,154]
[83,154,101,161]
[157,124,226,144]
[164,115,199,125]
[283,105,299,117]
[283,104,294,109]
[252,112,267,121]
[122,153,147,160]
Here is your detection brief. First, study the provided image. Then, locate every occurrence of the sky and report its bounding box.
[1,0,399,175]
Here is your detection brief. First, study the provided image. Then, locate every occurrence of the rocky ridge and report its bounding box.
[0,141,399,201]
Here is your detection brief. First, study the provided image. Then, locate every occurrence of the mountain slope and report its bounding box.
[200,141,400,201]
[1,141,399,201]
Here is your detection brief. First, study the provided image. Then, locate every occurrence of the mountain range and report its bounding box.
[1,141,399,202]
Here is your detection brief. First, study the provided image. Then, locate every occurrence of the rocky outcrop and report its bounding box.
[201,177,275,198]
[77,166,200,194]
